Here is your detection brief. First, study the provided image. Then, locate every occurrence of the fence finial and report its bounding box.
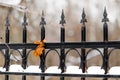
[5,16,10,27]
[80,8,87,25]
[60,9,66,26]
[22,13,28,26]
[40,10,46,25]
[102,7,109,22]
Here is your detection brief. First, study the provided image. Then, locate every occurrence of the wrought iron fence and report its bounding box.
[0,8,120,80]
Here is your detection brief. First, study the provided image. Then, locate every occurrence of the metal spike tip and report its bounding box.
[82,8,85,18]
[40,11,46,25]
[22,13,28,26]
[103,7,107,17]
[60,9,66,25]
[80,8,87,23]
[102,7,109,22]
[61,9,64,18]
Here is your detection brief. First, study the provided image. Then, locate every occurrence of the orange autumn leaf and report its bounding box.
[33,40,45,57]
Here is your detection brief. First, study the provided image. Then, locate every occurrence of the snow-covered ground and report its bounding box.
[0,64,120,75]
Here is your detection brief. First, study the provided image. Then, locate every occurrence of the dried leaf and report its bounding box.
[33,40,45,57]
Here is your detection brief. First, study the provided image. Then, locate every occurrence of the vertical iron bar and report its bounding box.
[102,7,109,80]
[40,11,46,80]
[22,13,28,80]
[4,16,10,80]
[59,10,66,80]
[80,9,87,80]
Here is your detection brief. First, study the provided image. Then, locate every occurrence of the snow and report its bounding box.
[9,65,41,73]
[0,65,118,75]
[7,65,104,74]
[45,66,82,74]
[9,64,24,72]
[0,65,106,74]
[45,66,61,73]
[25,65,41,73]
[87,66,105,74]
[0,67,6,72]
[108,66,120,75]
[65,66,82,74]
[0,64,120,80]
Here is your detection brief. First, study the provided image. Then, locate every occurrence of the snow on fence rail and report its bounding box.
[0,8,120,80]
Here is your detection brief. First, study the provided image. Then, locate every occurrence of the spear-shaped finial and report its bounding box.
[60,9,66,26]
[80,8,87,25]
[102,7,109,22]
[22,13,28,26]
[40,10,46,25]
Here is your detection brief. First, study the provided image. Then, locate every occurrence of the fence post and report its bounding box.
[102,8,109,80]
[4,16,10,80]
[80,9,87,80]
[22,13,28,80]
[40,11,46,80]
[59,10,66,80]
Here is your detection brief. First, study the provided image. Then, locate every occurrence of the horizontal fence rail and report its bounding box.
[1,41,120,49]
[0,72,119,78]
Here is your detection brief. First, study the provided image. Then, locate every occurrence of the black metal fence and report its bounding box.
[0,8,120,80]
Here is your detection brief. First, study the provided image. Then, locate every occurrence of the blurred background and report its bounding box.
[0,0,120,80]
